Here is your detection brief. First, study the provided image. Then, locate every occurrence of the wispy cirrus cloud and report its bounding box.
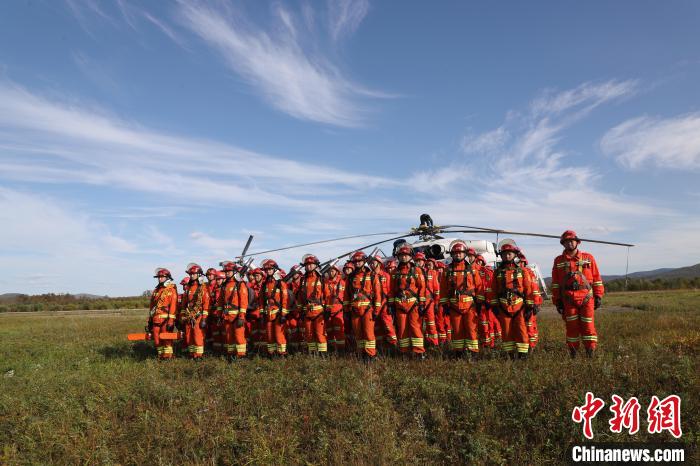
[328,0,370,42]
[0,81,397,211]
[601,113,700,170]
[177,1,382,127]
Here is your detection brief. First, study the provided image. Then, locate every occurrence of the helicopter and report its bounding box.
[231,214,635,297]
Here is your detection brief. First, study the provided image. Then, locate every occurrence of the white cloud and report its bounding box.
[601,113,700,170]
[177,1,379,126]
[461,127,509,155]
[0,81,397,211]
[328,0,370,42]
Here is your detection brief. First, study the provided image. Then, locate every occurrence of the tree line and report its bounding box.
[0,293,150,313]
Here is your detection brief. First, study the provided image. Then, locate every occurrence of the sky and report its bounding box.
[1,0,700,295]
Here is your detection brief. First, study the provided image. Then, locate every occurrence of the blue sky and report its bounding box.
[1,0,700,295]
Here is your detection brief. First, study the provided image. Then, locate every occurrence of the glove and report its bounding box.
[533,305,541,316]
[594,296,602,310]
[175,320,183,331]
[418,305,426,317]
[235,317,245,328]
[323,310,331,320]
[166,323,174,332]
[524,307,533,321]
[491,306,499,316]
[199,319,207,329]
[371,309,379,320]
[279,315,287,324]
[556,303,564,315]
[144,323,152,333]
[443,306,450,317]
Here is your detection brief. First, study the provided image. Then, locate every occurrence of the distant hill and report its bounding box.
[545,263,700,286]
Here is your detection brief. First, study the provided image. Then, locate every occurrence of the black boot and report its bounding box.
[585,348,595,358]
[569,347,577,359]
[518,351,528,360]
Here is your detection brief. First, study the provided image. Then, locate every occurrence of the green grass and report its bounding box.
[1,292,698,465]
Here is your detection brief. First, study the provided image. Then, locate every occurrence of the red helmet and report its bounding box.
[278,269,287,278]
[180,276,190,286]
[216,271,226,279]
[220,261,237,272]
[475,254,486,265]
[560,230,580,245]
[153,268,172,279]
[261,259,279,270]
[499,243,520,255]
[466,247,477,256]
[302,254,320,265]
[351,251,367,262]
[343,261,355,272]
[206,267,217,276]
[426,258,436,268]
[251,268,264,276]
[450,240,468,254]
[414,252,426,261]
[186,263,203,274]
[436,261,446,269]
[518,254,529,265]
[396,244,413,256]
[386,259,398,269]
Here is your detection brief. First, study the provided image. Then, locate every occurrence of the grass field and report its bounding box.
[1,291,698,464]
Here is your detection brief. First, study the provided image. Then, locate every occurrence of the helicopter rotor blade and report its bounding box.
[239,235,254,260]
[440,229,634,247]
[237,231,409,259]
[317,233,419,267]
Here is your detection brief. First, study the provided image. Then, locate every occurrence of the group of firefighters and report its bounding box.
[145,230,604,362]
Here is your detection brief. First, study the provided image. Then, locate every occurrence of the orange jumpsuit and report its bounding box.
[257,277,290,355]
[218,277,249,357]
[288,276,304,352]
[323,273,346,351]
[488,264,535,355]
[342,273,355,351]
[523,266,542,348]
[297,271,327,353]
[246,281,262,351]
[440,261,484,353]
[207,281,222,353]
[389,263,427,354]
[476,264,495,348]
[149,281,178,359]
[346,267,382,357]
[373,267,397,347]
[551,250,603,351]
[423,266,440,346]
[179,280,210,358]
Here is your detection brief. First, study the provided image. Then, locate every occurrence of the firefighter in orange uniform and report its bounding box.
[148,268,178,360]
[428,259,448,345]
[435,261,452,342]
[414,252,439,347]
[178,263,210,359]
[205,268,221,353]
[296,254,327,355]
[323,263,346,352]
[551,230,604,358]
[389,244,428,358]
[342,261,356,352]
[346,251,382,361]
[440,241,484,359]
[488,244,535,359]
[518,253,542,349]
[257,259,290,356]
[475,254,499,348]
[247,268,264,353]
[219,261,249,360]
[369,254,397,349]
[287,266,304,353]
